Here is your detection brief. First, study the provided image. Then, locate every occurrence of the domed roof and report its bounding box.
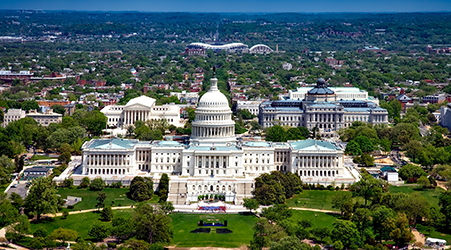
[307,78,335,95]
[198,77,229,108]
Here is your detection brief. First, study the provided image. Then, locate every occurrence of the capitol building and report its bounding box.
[67,76,357,205]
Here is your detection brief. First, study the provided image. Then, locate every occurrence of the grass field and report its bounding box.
[290,210,340,230]
[30,155,57,161]
[287,190,357,211]
[416,224,451,244]
[57,188,156,211]
[30,210,132,240]
[388,185,444,207]
[170,213,258,248]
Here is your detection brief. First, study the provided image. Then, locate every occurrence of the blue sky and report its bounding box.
[1,0,451,12]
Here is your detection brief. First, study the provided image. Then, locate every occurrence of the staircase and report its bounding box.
[168,181,187,205]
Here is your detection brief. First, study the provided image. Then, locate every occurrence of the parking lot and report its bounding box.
[6,182,29,199]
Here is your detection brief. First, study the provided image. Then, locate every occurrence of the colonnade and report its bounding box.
[298,169,337,177]
[192,126,234,137]
[195,155,228,168]
[86,154,130,166]
[124,110,150,125]
[294,155,339,168]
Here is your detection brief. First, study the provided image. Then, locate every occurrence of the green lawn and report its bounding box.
[30,155,57,161]
[287,190,355,211]
[388,185,444,207]
[170,213,258,248]
[30,210,132,240]
[416,224,451,244]
[57,188,145,211]
[290,210,340,230]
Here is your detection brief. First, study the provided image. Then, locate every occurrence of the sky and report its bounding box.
[1,0,451,13]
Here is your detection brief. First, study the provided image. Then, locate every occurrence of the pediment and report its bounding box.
[123,103,152,110]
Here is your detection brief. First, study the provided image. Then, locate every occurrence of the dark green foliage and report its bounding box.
[96,192,106,209]
[131,203,172,244]
[101,206,113,221]
[25,177,59,221]
[80,177,90,188]
[88,223,110,241]
[438,191,451,229]
[398,164,427,180]
[261,204,292,222]
[129,176,153,201]
[266,125,286,142]
[158,173,169,202]
[345,140,362,155]
[90,178,105,191]
[332,220,360,248]
[254,171,302,205]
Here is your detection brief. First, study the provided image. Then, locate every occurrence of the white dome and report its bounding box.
[198,78,229,108]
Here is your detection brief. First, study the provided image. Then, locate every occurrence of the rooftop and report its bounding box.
[87,139,138,150]
[290,139,337,151]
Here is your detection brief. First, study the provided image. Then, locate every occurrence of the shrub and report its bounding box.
[33,228,48,238]
[90,178,105,191]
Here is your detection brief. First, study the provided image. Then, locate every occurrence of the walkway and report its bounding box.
[290,207,340,214]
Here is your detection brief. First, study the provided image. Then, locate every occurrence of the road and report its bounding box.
[5,182,28,199]
[390,148,404,165]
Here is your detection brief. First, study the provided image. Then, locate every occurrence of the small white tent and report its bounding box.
[426,237,447,246]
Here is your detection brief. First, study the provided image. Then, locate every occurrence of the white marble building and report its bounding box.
[75,76,355,205]
[101,95,183,128]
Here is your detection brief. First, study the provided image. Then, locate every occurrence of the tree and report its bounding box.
[80,177,90,188]
[121,239,152,250]
[50,228,78,243]
[33,228,48,238]
[266,125,286,142]
[352,208,371,242]
[96,192,106,210]
[12,214,30,237]
[159,201,174,215]
[286,128,305,141]
[9,192,24,209]
[390,213,414,247]
[243,198,260,213]
[101,206,114,221]
[333,241,344,250]
[353,154,375,167]
[372,206,396,242]
[131,203,172,244]
[438,191,451,228]
[129,177,153,201]
[0,195,20,227]
[112,217,133,241]
[88,223,111,241]
[261,204,292,222]
[25,177,59,221]
[269,236,313,250]
[351,174,385,207]
[80,110,107,136]
[90,178,105,191]
[345,140,362,155]
[399,164,427,180]
[158,173,169,202]
[249,218,288,250]
[331,220,360,248]
[51,104,66,116]
[355,136,375,153]
[58,151,71,164]
[332,192,353,216]
[63,178,74,188]
[417,176,431,188]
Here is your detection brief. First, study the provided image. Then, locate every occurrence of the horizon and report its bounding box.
[0,0,450,13]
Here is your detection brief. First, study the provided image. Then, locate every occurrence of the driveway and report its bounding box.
[5,182,28,199]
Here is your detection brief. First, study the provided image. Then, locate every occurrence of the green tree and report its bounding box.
[353,154,375,167]
[266,125,286,142]
[332,192,353,217]
[33,228,48,238]
[112,217,133,241]
[129,177,153,201]
[159,201,174,215]
[50,228,78,243]
[121,239,152,250]
[158,173,169,202]
[333,241,344,250]
[12,214,31,237]
[132,203,172,244]
[0,195,20,227]
[51,104,66,116]
[286,127,305,141]
[96,192,106,210]
[249,218,288,250]
[243,198,260,213]
[101,206,114,221]
[270,236,313,250]
[438,191,451,229]
[63,178,74,188]
[25,177,59,221]
[345,140,362,155]
[80,110,107,136]
[355,136,374,153]
[398,164,426,180]
[352,208,371,242]
[88,223,110,241]
[331,220,360,248]
[417,176,431,188]
[351,174,385,207]
[80,177,90,188]
[372,206,396,242]
[90,178,105,191]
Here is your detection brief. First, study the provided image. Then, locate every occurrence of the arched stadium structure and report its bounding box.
[185,42,249,55]
[249,44,274,54]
